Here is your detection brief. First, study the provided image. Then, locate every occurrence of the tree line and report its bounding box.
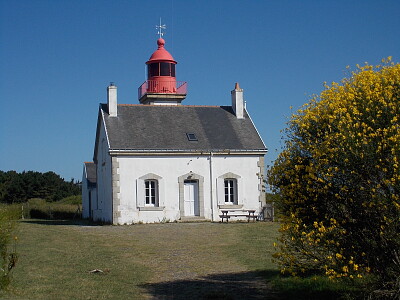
[0,170,81,203]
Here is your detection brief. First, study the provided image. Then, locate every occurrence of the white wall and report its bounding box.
[114,154,263,224]
[82,165,98,220]
[81,166,90,219]
[94,122,113,223]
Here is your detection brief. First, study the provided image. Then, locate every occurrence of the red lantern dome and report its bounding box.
[138,38,187,105]
[147,38,177,64]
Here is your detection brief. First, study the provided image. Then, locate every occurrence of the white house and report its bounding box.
[82,37,267,224]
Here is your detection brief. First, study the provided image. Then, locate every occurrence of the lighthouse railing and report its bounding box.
[138,80,187,99]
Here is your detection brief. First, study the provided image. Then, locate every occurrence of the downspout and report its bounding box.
[209,152,214,221]
[110,155,114,225]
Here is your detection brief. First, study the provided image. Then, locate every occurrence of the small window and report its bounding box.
[186,133,198,141]
[145,180,158,206]
[224,179,237,204]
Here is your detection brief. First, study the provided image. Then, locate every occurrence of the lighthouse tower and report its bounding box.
[138,37,187,105]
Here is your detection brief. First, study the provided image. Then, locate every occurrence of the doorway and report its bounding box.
[184,180,199,216]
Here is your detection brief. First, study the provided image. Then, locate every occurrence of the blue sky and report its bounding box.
[1,0,399,181]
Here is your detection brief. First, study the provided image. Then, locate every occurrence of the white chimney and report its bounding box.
[231,82,244,119]
[107,82,117,117]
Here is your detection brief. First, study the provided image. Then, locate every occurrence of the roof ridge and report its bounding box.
[117,104,222,108]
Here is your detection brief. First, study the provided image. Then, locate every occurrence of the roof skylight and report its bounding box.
[186,133,198,141]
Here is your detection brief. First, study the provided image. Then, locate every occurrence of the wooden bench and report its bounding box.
[219,210,257,223]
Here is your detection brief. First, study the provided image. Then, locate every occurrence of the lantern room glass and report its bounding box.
[148,63,175,78]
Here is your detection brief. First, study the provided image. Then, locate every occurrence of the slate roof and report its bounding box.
[84,162,97,185]
[100,104,266,152]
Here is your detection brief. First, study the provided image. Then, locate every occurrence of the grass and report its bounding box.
[1,220,368,299]
[19,198,81,220]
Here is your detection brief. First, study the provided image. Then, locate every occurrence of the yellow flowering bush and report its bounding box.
[268,59,400,290]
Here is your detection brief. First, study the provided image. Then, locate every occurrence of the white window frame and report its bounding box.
[145,179,158,207]
[224,178,238,205]
[137,173,164,211]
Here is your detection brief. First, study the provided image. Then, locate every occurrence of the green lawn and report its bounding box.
[2,220,366,299]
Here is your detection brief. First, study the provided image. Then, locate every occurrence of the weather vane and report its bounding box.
[156,18,166,38]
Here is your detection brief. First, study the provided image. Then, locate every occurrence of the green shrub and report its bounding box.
[0,205,18,290]
[58,195,82,205]
[24,198,81,220]
[265,193,280,205]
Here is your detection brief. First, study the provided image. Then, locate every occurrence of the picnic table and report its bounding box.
[220,209,257,222]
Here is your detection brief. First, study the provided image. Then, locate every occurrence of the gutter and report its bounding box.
[108,149,267,156]
[209,152,214,221]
